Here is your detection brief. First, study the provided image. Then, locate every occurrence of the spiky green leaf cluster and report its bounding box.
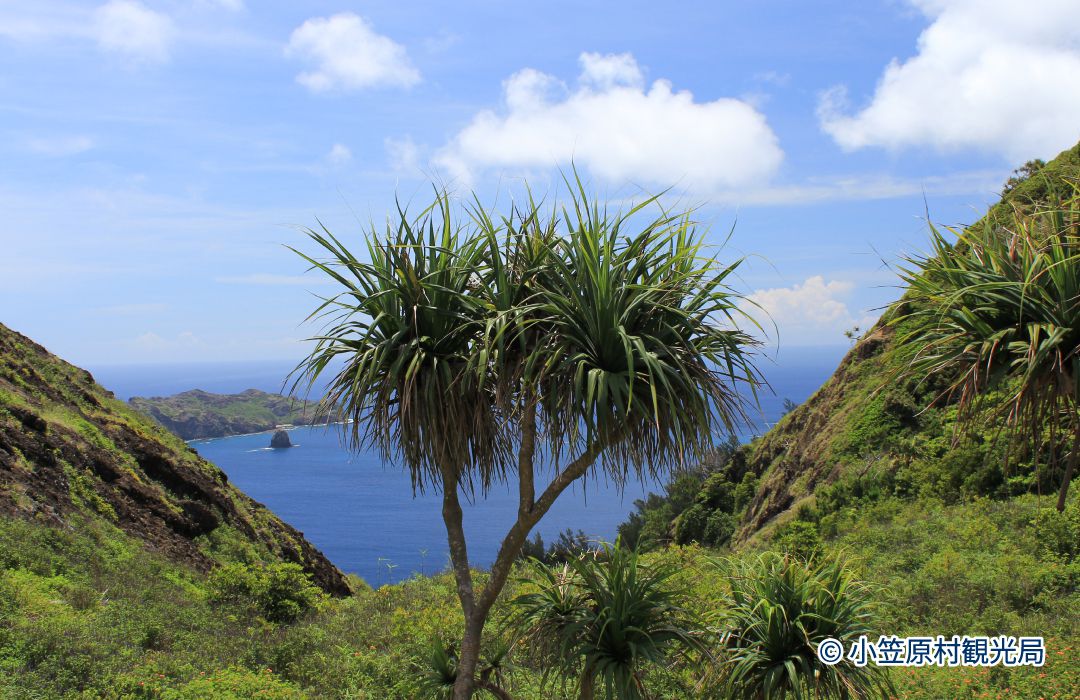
[509,541,706,700]
[893,184,1080,502]
[716,553,893,700]
[290,175,762,493]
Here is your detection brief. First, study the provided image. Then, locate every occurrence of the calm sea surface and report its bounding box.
[89,346,845,585]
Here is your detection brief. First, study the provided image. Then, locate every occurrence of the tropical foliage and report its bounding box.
[712,553,892,700]
[894,185,1080,510]
[509,541,705,699]
[3,493,1074,699]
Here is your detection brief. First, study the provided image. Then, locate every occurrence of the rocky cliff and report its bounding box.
[0,323,350,595]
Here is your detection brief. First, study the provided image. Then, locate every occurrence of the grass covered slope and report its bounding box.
[130,389,323,440]
[0,322,349,595]
[739,141,1080,539]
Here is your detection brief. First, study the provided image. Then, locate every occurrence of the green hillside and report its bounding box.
[0,322,349,595]
[740,141,1080,540]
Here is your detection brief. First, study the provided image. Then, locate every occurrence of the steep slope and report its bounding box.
[130,388,322,440]
[738,141,1080,539]
[0,322,350,595]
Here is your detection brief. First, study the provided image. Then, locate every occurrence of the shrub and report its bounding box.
[207,562,323,624]
[160,667,306,699]
[771,520,822,561]
[674,504,709,545]
[695,473,735,512]
[732,472,758,513]
[703,511,736,547]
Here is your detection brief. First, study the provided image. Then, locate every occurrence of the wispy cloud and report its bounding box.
[91,302,167,316]
[325,143,352,166]
[24,134,94,157]
[710,169,1005,207]
[746,276,878,345]
[93,0,173,64]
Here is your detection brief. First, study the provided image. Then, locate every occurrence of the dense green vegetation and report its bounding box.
[1,492,1075,698]
[0,322,349,595]
[894,183,1080,510]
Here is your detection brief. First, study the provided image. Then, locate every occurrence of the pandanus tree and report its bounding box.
[291,177,762,698]
[893,187,1080,511]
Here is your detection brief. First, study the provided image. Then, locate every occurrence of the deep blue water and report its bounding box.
[88,345,846,585]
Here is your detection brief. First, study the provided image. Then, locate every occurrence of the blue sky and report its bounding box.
[1,0,1078,366]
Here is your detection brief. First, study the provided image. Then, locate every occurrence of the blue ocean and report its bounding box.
[89,346,845,586]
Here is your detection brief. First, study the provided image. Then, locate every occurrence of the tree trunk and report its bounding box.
[453,612,485,699]
[442,466,478,700]
[579,665,595,700]
[1057,421,1079,512]
[448,432,607,697]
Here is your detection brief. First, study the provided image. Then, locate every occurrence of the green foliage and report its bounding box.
[1031,500,1080,562]
[207,562,324,624]
[732,471,758,513]
[510,542,705,700]
[159,668,306,699]
[617,439,748,552]
[291,176,763,491]
[520,529,597,565]
[894,185,1080,509]
[1001,158,1048,198]
[714,553,893,700]
[0,492,1077,698]
[696,473,735,511]
[674,504,709,546]
[289,178,764,693]
[771,520,823,562]
[829,495,1079,699]
[703,511,736,547]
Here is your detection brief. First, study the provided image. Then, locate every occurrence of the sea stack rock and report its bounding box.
[270,429,292,449]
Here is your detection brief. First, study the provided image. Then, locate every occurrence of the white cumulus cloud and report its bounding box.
[286,13,420,92]
[93,0,173,63]
[819,0,1080,160]
[435,52,783,189]
[747,276,874,345]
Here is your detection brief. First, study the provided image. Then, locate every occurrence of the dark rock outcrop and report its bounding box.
[270,430,292,448]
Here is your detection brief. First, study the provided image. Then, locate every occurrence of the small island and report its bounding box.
[129,388,325,440]
[270,429,292,448]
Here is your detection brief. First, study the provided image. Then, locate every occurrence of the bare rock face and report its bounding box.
[270,430,292,449]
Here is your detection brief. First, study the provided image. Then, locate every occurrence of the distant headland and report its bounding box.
[129,388,326,440]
